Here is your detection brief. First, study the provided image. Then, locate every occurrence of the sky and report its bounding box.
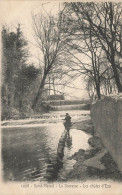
[1,1,89,100]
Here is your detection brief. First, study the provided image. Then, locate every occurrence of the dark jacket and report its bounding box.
[64,115,71,126]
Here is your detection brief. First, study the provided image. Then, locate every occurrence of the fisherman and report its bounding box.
[63,113,72,131]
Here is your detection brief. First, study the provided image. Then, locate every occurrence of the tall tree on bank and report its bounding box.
[58,3,108,99]
[1,25,39,119]
[32,9,70,109]
[68,2,122,92]
[2,24,29,118]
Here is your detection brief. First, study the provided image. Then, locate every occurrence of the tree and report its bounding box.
[68,2,122,92]
[31,10,71,108]
[1,24,39,119]
[2,24,29,117]
[14,64,40,111]
[58,4,106,99]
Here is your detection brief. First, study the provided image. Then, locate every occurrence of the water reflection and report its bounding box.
[2,110,91,182]
[2,124,64,181]
[65,131,72,149]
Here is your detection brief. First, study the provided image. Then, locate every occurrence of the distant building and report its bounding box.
[48,94,65,100]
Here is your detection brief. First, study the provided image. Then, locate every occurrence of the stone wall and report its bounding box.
[91,94,122,172]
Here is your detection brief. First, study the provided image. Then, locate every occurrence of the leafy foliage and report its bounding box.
[1,25,39,119]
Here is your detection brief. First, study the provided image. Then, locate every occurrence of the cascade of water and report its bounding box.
[51,104,90,111]
[42,99,90,106]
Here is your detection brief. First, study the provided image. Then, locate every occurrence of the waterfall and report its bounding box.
[42,99,90,111]
[42,99,90,106]
[51,104,90,111]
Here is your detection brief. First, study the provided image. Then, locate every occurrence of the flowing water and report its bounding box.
[1,110,91,182]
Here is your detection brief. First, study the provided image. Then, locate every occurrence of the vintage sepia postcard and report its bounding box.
[0,1,122,195]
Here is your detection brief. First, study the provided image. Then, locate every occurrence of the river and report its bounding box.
[1,110,91,182]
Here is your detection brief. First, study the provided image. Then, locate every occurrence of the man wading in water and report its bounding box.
[63,113,72,133]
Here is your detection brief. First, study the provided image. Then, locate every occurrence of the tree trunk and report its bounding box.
[96,82,101,100]
[53,78,56,95]
[49,77,51,96]
[32,75,46,110]
[112,66,122,92]
[111,54,122,92]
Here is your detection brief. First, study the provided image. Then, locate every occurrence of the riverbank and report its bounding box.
[64,119,122,182]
